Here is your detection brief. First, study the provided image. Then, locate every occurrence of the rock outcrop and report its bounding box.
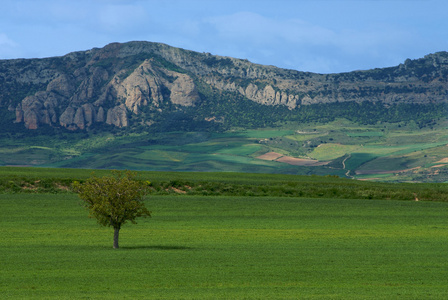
[106,104,128,127]
[10,55,201,130]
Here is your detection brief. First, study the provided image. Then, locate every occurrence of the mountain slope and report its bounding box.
[0,41,447,131]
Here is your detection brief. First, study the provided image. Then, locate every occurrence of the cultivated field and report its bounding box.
[2,192,448,299]
[1,119,447,182]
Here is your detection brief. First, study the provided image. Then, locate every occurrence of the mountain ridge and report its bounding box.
[0,41,447,131]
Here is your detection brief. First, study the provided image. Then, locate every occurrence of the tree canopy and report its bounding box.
[72,170,151,249]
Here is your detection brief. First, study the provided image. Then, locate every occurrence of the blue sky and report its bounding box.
[1,0,447,73]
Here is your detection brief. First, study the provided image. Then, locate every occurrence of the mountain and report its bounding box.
[0,41,447,132]
[1,41,448,182]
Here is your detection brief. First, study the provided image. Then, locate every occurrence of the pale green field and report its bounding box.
[309,144,362,160]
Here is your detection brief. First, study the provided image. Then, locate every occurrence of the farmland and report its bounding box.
[1,167,448,299]
[1,119,447,182]
[2,193,448,299]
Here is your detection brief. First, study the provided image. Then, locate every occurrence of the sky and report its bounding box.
[1,0,447,74]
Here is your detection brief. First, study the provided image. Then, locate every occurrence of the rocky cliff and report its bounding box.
[0,41,447,130]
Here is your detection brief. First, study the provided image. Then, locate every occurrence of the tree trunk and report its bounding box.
[113,227,120,249]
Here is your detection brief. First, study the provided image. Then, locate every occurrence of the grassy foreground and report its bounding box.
[2,193,448,299]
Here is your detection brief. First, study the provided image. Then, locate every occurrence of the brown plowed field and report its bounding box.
[276,156,328,166]
[257,152,328,166]
[256,152,283,161]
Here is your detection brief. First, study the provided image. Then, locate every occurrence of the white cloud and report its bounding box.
[205,12,335,46]
[0,33,16,47]
[201,11,420,72]
[98,4,149,33]
[0,33,19,58]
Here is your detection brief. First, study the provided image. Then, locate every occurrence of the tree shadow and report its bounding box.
[121,245,194,250]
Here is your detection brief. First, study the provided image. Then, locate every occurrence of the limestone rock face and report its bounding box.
[46,74,75,98]
[16,91,61,129]
[24,110,39,130]
[231,83,299,108]
[59,107,76,128]
[106,104,128,127]
[12,65,114,130]
[167,72,200,106]
[113,60,165,113]
[81,103,96,127]
[106,59,200,113]
[97,106,106,123]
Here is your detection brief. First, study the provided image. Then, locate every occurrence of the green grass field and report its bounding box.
[2,193,448,299]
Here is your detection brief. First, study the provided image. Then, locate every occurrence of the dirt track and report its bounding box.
[355,167,420,175]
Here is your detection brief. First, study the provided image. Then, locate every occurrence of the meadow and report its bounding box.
[2,190,448,299]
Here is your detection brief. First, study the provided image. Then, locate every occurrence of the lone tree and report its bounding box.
[73,170,151,249]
